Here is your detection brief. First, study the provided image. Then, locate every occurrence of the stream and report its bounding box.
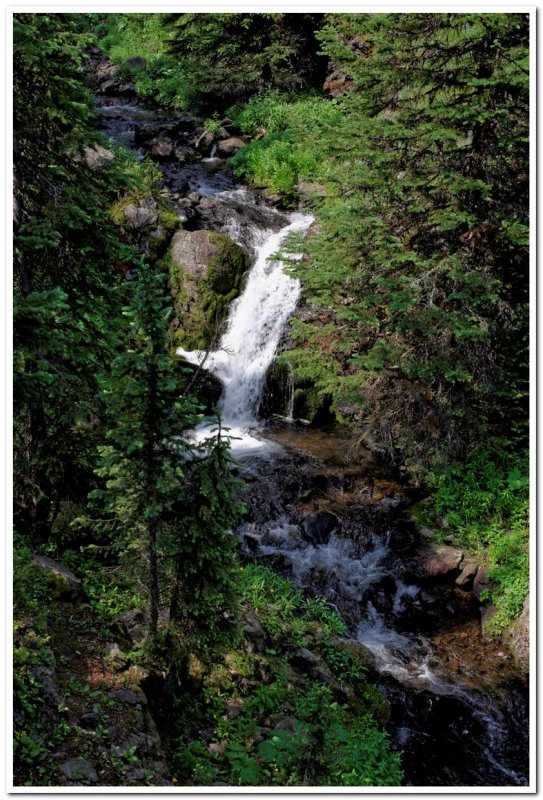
[94,94,530,788]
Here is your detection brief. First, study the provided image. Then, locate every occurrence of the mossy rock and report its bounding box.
[169,230,250,350]
[259,360,293,418]
[292,384,335,427]
[109,192,180,261]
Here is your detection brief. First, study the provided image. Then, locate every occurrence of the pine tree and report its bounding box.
[13,13,125,538]
[285,13,529,469]
[90,260,244,650]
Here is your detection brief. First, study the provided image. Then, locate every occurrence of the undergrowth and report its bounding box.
[165,563,402,787]
[428,441,529,633]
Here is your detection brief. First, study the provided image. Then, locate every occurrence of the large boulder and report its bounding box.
[170,229,250,350]
[195,196,288,254]
[216,137,246,157]
[412,544,464,580]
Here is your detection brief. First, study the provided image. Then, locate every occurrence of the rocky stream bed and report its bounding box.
[85,62,530,787]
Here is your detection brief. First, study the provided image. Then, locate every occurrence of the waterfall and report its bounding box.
[178,213,313,431]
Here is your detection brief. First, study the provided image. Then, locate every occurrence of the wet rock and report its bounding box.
[303,510,340,544]
[32,554,81,600]
[455,562,479,591]
[98,78,119,95]
[60,759,98,785]
[175,145,195,163]
[216,137,246,157]
[115,609,147,644]
[147,137,174,161]
[123,198,159,228]
[413,544,464,580]
[133,120,177,145]
[242,532,261,552]
[260,552,293,574]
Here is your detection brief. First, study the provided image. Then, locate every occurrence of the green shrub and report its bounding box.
[429,442,529,632]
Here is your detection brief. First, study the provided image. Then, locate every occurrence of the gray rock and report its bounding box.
[303,511,339,545]
[274,716,298,732]
[473,566,495,598]
[147,137,174,161]
[84,143,114,169]
[174,145,195,164]
[103,642,128,671]
[109,688,145,706]
[31,664,61,705]
[171,229,215,280]
[123,198,158,229]
[414,544,464,579]
[60,759,98,784]
[115,609,147,643]
[216,137,246,157]
[99,78,119,95]
[455,562,479,590]
[195,130,215,151]
[32,554,81,600]
[288,647,330,682]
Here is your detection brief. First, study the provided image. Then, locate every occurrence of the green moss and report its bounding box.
[207,232,249,294]
[259,360,292,417]
[169,233,249,350]
[292,384,334,426]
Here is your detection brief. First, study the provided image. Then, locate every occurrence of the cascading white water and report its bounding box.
[178,212,313,438]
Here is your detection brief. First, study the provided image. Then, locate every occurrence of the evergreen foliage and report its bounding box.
[89,260,244,651]
[13,13,126,539]
[164,13,327,112]
[233,13,529,471]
